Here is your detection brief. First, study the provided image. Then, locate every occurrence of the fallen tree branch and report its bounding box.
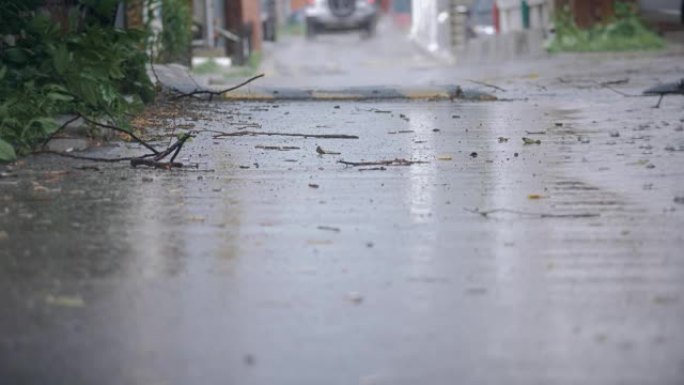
[213,130,359,139]
[464,208,599,219]
[338,158,427,167]
[131,133,193,168]
[35,131,193,169]
[80,115,159,155]
[172,73,265,100]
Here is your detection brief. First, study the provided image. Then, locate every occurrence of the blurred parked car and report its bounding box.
[638,0,684,27]
[261,0,277,41]
[465,0,496,39]
[304,0,379,38]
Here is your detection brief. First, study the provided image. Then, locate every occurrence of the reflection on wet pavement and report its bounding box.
[1,99,684,385]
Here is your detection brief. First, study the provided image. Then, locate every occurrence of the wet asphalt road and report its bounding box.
[2,20,684,385]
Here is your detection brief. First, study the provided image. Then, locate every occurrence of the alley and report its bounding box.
[1,15,684,385]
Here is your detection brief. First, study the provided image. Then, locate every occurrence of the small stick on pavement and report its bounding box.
[600,78,629,86]
[338,158,427,167]
[464,208,599,219]
[172,74,265,100]
[467,79,506,92]
[592,80,642,97]
[36,151,138,163]
[213,130,359,139]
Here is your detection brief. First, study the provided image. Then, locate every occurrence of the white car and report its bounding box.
[304,0,379,38]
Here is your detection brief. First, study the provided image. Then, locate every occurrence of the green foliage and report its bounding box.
[548,1,665,53]
[158,0,192,63]
[191,59,224,75]
[0,139,17,162]
[0,2,155,161]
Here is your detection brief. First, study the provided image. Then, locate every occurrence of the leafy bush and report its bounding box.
[158,0,192,63]
[548,1,665,53]
[0,1,155,161]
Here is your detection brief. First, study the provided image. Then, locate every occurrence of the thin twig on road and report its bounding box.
[36,150,138,163]
[172,74,265,100]
[464,208,599,219]
[338,158,427,167]
[213,130,359,139]
[467,79,506,92]
[592,80,642,97]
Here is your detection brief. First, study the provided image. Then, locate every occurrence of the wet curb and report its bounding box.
[221,85,497,102]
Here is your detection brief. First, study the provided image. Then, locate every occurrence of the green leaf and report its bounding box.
[0,139,17,162]
[47,92,74,102]
[4,48,29,64]
[52,45,70,75]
